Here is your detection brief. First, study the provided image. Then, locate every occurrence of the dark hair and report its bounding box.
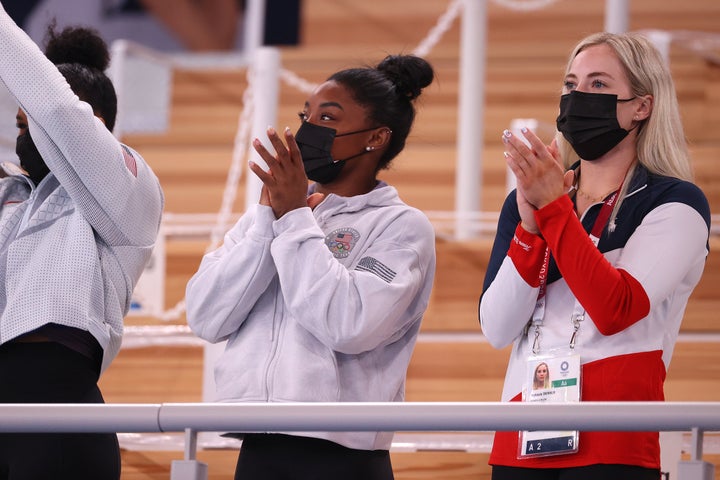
[327,54,434,170]
[44,23,118,132]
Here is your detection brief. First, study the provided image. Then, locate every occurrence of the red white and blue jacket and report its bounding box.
[479,164,710,469]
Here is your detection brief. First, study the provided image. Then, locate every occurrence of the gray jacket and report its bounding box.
[0,5,164,373]
[187,183,436,450]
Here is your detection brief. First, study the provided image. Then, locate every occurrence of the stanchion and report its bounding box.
[454,0,487,239]
[244,46,281,207]
[170,428,209,480]
[678,427,716,480]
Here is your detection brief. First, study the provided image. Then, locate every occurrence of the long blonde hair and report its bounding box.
[557,32,693,228]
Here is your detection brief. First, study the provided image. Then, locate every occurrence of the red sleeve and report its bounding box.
[534,195,650,335]
[507,222,547,287]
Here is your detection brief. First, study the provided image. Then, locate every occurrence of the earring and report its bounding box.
[365,146,374,151]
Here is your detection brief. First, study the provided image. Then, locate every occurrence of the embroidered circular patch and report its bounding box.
[325,228,360,258]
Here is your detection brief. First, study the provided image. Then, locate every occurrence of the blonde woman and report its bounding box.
[480,32,710,479]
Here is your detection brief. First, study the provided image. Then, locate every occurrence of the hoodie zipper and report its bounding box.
[263,279,282,400]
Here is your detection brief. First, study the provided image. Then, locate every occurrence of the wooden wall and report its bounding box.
[103,0,720,477]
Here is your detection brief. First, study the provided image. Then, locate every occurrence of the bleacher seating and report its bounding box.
[102,0,720,477]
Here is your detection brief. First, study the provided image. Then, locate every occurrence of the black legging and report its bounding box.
[0,342,121,480]
[234,433,394,480]
[492,464,662,480]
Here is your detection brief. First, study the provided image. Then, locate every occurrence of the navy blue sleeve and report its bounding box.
[481,190,521,296]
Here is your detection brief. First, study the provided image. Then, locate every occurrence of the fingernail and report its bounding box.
[521,127,528,133]
[253,138,260,146]
[267,126,275,135]
[285,126,291,134]
[503,129,511,137]
[503,151,510,158]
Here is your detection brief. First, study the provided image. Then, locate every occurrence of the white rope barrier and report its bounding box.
[158,210,720,241]
[207,65,254,253]
[137,203,719,323]
[279,68,316,95]
[660,29,720,64]
[118,0,720,326]
[1,402,720,433]
[121,325,720,350]
[491,0,561,11]
[122,325,205,349]
[279,0,464,98]
[122,0,470,323]
[111,16,720,473]
[96,5,720,476]
[412,0,463,58]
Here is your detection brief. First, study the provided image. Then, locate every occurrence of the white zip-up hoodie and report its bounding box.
[187,182,436,450]
[0,5,164,373]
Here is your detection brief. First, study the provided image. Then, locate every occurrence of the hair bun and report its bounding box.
[376,54,434,101]
[44,23,110,71]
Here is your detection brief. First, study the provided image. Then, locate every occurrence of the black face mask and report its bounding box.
[556,90,636,161]
[295,121,376,184]
[16,131,50,185]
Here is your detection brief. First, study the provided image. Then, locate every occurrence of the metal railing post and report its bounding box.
[170,428,208,480]
[454,0,486,240]
[677,427,715,480]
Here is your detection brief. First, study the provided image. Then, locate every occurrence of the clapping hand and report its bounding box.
[503,128,574,234]
[250,127,324,218]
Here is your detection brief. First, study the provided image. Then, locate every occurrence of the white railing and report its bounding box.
[4,401,716,434]
[0,402,717,479]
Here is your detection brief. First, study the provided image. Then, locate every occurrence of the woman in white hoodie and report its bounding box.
[186,54,436,480]
[0,7,163,479]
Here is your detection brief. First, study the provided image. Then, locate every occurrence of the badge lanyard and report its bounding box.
[519,187,621,459]
[530,186,621,354]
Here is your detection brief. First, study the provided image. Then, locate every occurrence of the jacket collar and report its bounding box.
[308,180,402,215]
[569,160,649,199]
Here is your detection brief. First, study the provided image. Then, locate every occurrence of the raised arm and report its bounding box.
[0,5,163,248]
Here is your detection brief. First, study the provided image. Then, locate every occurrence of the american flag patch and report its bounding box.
[121,145,138,177]
[355,256,396,283]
